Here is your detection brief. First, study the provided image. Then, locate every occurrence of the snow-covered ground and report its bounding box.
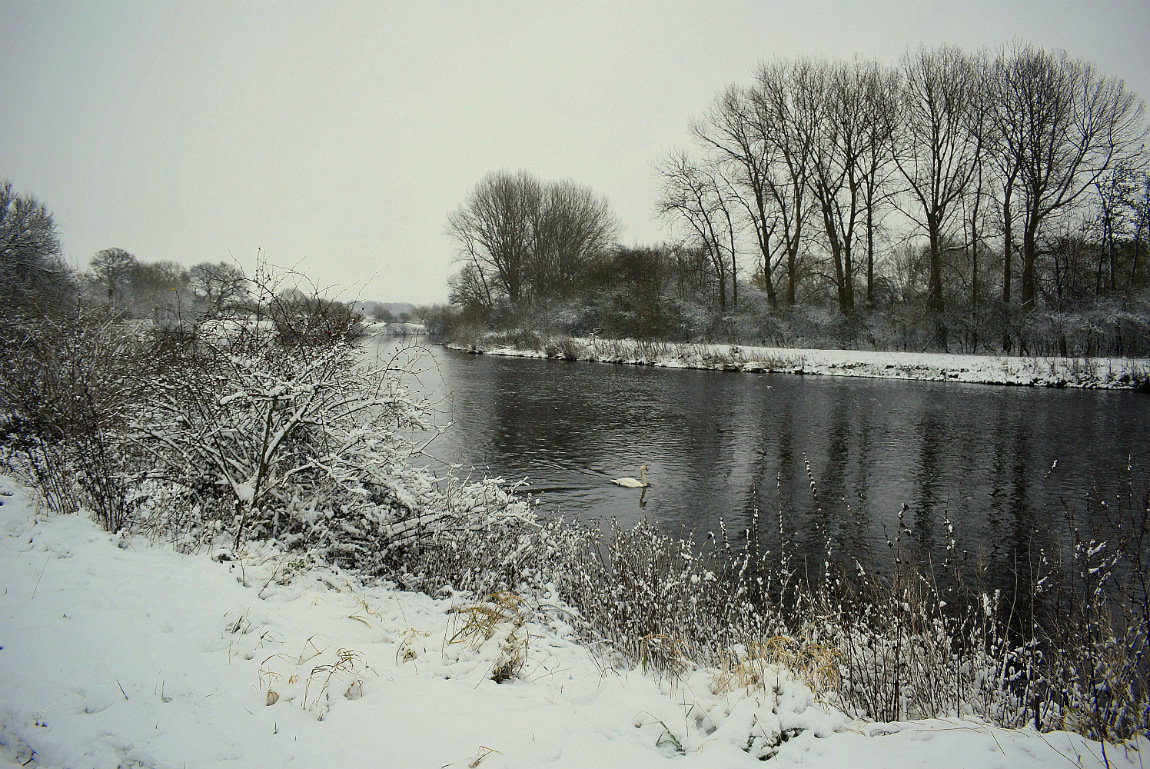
[452,337,1150,390]
[1,477,1141,768]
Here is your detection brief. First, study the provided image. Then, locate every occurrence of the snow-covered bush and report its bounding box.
[125,307,539,569]
[0,308,145,530]
[129,324,419,549]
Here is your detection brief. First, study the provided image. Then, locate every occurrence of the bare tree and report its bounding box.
[448,171,540,304]
[988,53,1029,305]
[657,152,738,310]
[448,171,617,304]
[803,59,901,313]
[996,44,1146,308]
[529,180,618,297]
[962,56,998,315]
[1132,172,1150,290]
[858,63,901,308]
[448,262,491,316]
[892,46,986,316]
[1092,163,1140,294]
[189,261,249,316]
[694,84,781,307]
[90,247,139,308]
[750,60,819,306]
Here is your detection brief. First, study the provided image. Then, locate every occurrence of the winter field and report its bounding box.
[1,477,1141,769]
[448,335,1150,390]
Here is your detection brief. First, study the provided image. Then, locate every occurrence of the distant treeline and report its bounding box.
[0,183,382,339]
[444,43,1150,355]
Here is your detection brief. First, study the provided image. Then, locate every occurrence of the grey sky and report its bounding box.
[3,1,1148,304]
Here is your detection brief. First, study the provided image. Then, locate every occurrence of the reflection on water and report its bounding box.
[370,337,1150,583]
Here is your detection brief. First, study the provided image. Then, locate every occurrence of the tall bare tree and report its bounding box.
[529,180,618,297]
[449,171,617,304]
[804,59,898,313]
[448,171,541,304]
[892,46,986,315]
[657,152,738,310]
[988,54,1030,305]
[751,60,818,305]
[858,63,901,308]
[996,44,1146,308]
[1093,163,1140,294]
[694,84,781,307]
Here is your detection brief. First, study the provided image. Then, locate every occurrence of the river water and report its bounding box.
[370,336,1150,582]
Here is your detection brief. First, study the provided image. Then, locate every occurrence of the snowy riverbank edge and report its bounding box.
[447,337,1150,391]
[1,478,1142,769]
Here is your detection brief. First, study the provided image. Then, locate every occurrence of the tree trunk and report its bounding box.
[927,214,945,315]
[1106,217,1116,292]
[1131,226,1145,292]
[824,203,849,313]
[866,203,875,308]
[786,250,797,305]
[729,232,738,308]
[969,165,982,311]
[756,197,778,308]
[970,211,980,309]
[712,243,727,311]
[762,244,777,308]
[843,245,855,310]
[1021,222,1038,310]
[1002,190,1013,304]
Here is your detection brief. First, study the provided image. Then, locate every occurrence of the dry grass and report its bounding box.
[449,591,531,682]
[714,636,841,698]
[303,647,368,712]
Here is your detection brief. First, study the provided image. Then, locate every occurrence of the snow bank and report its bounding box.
[451,337,1150,390]
[0,478,1139,768]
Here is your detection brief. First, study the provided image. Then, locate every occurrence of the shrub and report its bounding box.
[0,308,145,530]
[544,336,582,360]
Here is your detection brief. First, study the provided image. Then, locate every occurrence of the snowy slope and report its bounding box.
[0,478,1139,768]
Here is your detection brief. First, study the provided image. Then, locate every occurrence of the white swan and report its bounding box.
[612,465,649,488]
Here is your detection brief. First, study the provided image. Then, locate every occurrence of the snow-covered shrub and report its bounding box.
[543,335,582,360]
[0,308,144,530]
[484,328,546,351]
[113,275,540,574]
[779,473,1150,740]
[1017,485,1150,741]
[128,311,443,551]
[508,515,795,675]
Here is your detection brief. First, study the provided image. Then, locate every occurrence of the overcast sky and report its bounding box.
[3,1,1148,304]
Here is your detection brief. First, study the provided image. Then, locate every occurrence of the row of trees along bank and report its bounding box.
[1,182,365,346]
[446,44,1150,355]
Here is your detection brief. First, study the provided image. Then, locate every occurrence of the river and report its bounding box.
[369,336,1150,583]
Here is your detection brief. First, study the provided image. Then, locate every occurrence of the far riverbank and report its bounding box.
[446,334,1150,390]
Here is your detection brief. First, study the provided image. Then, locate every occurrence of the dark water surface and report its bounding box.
[372,337,1150,578]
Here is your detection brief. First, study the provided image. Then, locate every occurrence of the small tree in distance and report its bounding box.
[189,260,249,317]
[90,247,138,308]
[448,170,618,307]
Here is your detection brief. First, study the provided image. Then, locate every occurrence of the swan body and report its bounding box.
[612,465,649,488]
